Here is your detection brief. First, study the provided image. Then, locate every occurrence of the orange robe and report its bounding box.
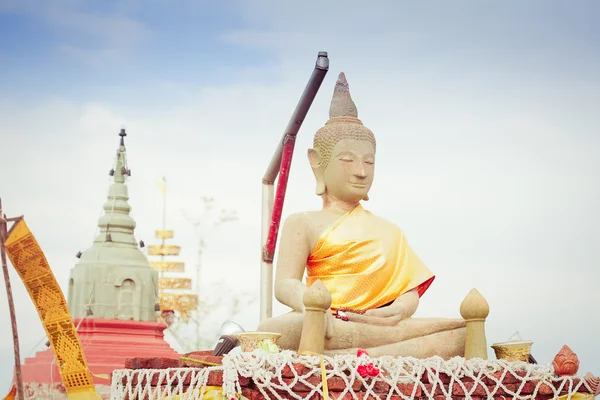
[306,204,435,312]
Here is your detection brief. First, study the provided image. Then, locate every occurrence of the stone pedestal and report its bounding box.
[21,319,178,386]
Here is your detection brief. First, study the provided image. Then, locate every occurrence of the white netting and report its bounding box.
[110,366,221,399]
[111,350,596,399]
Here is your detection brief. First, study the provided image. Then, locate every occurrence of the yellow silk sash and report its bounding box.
[307,204,435,311]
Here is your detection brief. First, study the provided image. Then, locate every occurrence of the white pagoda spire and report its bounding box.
[67,129,159,321]
[94,128,137,247]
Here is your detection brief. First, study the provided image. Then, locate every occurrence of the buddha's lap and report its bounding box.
[326,328,466,359]
[258,311,466,350]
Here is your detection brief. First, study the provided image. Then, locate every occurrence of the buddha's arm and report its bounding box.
[273,213,311,313]
[375,288,419,318]
[346,289,419,326]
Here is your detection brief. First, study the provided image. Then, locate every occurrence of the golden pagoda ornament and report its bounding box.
[148,177,198,323]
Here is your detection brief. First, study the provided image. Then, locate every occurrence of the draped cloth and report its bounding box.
[306,204,435,312]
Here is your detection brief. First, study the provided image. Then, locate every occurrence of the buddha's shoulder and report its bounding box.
[284,211,327,225]
[284,211,338,231]
[363,209,404,232]
[282,212,311,229]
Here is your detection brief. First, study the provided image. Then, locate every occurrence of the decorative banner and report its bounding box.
[159,293,198,312]
[149,261,185,272]
[159,293,199,323]
[6,219,99,400]
[158,277,192,290]
[155,230,174,239]
[147,245,181,256]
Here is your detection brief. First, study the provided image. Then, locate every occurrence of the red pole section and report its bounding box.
[261,51,329,263]
[264,135,296,260]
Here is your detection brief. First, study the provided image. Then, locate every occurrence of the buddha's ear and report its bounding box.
[362,194,369,201]
[307,148,321,168]
[307,148,326,196]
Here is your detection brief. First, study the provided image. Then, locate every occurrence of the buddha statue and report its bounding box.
[258,72,466,359]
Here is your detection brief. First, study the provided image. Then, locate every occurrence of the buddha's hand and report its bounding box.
[345,303,406,326]
[325,308,335,339]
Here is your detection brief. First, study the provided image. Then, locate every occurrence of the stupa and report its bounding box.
[18,129,179,397]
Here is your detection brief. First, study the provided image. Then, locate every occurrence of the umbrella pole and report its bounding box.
[0,199,24,400]
[260,52,329,322]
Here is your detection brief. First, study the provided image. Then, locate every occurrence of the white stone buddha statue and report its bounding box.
[258,73,466,359]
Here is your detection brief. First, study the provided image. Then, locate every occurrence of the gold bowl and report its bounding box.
[491,341,533,362]
[235,332,281,352]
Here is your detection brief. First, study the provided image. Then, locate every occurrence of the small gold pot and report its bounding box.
[235,332,281,352]
[491,341,533,362]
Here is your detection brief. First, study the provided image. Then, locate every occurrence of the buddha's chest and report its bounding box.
[305,212,344,251]
[304,211,399,254]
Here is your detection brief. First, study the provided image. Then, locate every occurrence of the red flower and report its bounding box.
[357,364,369,377]
[357,362,380,378]
[357,349,369,357]
[365,363,380,377]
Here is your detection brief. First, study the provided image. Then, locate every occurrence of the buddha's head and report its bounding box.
[308,72,376,203]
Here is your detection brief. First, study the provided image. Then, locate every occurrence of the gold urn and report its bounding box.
[491,341,534,362]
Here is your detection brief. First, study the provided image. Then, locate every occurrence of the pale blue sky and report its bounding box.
[2,1,598,104]
[0,0,275,103]
[0,0,599,393]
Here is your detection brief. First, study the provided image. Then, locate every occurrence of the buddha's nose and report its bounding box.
[354,165,367,178]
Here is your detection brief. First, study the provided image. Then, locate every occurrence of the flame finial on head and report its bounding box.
[312,71,376,171]
[329,72,358,119]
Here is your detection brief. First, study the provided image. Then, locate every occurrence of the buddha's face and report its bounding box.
[316,138,375,203]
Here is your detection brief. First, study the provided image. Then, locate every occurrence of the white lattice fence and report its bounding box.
[111,366,223,399]
[111,350,597,399]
